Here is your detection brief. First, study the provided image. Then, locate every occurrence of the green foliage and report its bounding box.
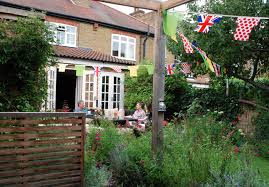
[85,116,266,186]
[125,70,191,115]
[124,72,153,110]
[254,111,269,141]
[167,0,269,92]
[192,78,242,121]
[165,73,193,116]
[0,16,56,111]
[84,157,112,187]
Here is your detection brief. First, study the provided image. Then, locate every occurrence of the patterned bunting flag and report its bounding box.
[213,63,221,77]
[181,63,192,75]
[111,66,122,73]
[166,64,175,75]
[179,33,194,54]
[94,66,101,77]
[234,17,260,41]
[194,15,222,33]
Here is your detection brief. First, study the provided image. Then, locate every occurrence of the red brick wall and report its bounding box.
[45,15,79,27]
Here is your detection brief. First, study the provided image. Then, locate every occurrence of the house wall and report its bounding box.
[131,11,175,64]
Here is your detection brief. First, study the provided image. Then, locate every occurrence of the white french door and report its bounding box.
[99,72,124,110]
[82,71,97,109]
[46,66,57,111]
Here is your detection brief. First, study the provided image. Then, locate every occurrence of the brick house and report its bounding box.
[0,0,177,112]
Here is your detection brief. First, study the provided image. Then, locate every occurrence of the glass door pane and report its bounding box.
[47,66,57,111]
[84,73,94,108]
[101,75,109,109]
[112,76,121,109]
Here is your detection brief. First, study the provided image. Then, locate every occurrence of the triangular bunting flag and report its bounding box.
[166,64,176,75]
[145,65,154,75]
[58,63,67,72]
[128,66,138,77]
[179,33,194,54]
[94,66,101,77]
[75,65,85,77]
[194,15,222,33]
[234,17,260,41]
[163,11,183,42]
[111,66,122,73]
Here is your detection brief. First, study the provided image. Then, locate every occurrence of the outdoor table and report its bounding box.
[112,118,127,126]
[86,114,94,119]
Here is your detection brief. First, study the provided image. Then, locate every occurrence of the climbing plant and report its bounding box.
[0,16,56,111]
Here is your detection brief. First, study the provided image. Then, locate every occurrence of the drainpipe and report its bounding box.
[143,25,150,60]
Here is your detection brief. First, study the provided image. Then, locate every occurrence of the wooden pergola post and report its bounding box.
[152,9,165,159]
[98,0,194,159]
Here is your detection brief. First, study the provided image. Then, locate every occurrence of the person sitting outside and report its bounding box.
[126,102,147,131]
[74,100,88,113]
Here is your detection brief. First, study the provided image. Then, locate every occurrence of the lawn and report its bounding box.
[253,157,269,183]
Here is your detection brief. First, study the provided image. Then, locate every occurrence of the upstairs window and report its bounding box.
[112,34,136,61]
[48,22,77,47]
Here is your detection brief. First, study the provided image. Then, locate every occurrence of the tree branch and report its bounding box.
[239,99,269,112]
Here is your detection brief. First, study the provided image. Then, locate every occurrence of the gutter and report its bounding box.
[142,25,151,59]
[0,1,155,37]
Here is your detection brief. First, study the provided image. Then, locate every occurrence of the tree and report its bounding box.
[167,0,269,93]
[0,16,56,111]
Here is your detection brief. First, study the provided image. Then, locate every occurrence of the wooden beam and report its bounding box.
[98,0,161,10]
[161,0,194,10]
[152,10,165,160]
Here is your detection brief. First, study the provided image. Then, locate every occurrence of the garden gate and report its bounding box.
[0,112,86,187]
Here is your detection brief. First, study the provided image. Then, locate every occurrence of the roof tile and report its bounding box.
[53,45,135,65]
[0,0,154,34]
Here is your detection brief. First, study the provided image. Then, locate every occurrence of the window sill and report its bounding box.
[112,55,136,61]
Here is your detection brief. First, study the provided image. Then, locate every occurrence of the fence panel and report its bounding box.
[0,112,86,187]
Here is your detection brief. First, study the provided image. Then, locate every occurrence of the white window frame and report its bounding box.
[111,34,136,61]
[48,22,77,47]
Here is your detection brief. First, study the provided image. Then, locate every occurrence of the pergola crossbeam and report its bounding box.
[161,0,194,10]
[98,0,161,10]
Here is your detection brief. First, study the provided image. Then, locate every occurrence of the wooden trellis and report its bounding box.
[99,0,194,158]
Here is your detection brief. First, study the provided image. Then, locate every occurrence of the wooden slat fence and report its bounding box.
[0,112,86,187]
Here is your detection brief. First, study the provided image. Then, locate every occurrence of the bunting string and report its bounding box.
[169,11,269,20]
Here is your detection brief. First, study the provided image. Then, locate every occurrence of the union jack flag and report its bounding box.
[194,15,222,33]
[166,64,176,75]
[94,66,101,77]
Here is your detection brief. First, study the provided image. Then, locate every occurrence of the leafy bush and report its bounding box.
[85,117,266,186]
[125,69,191,116]
[84,157,112,187]
[0,16,56,111]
